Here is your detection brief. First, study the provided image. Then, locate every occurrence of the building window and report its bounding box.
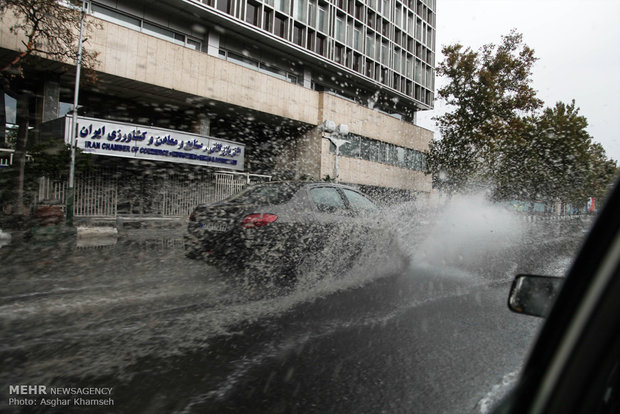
[366,58,374,78]
[353,53,362,72]
[264,9,273,31]
[367,10,376,29]
[353,27,362,52]
[335,16,345,43]
[346,21,354,47]
[415,17,422,40]
[187,38,201,51]
[316,34,326,56]
[217,0,232,14]
[293,23,305,46]
[406,55,413,77]
[355,3,363,20]
[393,48,400,71]
[415,59,422,83]
[294,0,307,22]
[260,62,288,81]
[334,44,345,64]
[143,22,182,45]
[381,18,389,37]
[339,135,361,157]
[361,138,379,162]
[426,25,433,48]
[407,13,414,36]
[308,0,316,27]
[91,4,140,29]
[426,66,433,89]
[227,51,259,69]
[92,5,202,51]
[381,42,389,66]
[331,134,428,172]
[366,34,375,57]
[382,0,390,18]
[246,1,261,26]
[395,4,402,27]
[381,67,388,85]
[317,6,327,33]
[274,0,290,14]
[274,14,288,38]
[307,29,315,49]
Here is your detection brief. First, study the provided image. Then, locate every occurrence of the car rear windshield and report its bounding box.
[224,183,299,205]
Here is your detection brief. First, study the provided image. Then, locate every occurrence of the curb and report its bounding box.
[77,226,119,238]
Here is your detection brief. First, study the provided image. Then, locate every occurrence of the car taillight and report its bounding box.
[189,212,195,222]
[241,213,278,229]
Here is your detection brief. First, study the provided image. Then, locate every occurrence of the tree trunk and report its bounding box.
[13,93,30,215]
[0,92,5,145]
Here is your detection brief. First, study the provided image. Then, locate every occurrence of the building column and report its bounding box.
[38,79,60,124]
[193,114,210,136]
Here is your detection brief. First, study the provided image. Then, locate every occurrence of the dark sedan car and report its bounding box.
[184,181,407,283]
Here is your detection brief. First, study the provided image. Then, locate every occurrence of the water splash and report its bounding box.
[413,193,523,271]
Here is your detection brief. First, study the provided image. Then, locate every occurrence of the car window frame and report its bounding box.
[307,185,351,215]
[340,188,379,215]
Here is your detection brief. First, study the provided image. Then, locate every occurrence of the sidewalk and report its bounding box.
[0,216,188,246]
[75,216,187,233]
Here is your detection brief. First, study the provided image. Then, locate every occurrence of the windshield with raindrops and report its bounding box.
[0,1,618,413]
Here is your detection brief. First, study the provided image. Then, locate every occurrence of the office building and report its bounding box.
[0,0,435,216]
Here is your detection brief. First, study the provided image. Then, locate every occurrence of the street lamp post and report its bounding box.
[321,121,350,182]
[66,1,87,227]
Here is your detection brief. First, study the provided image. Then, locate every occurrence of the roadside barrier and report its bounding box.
[520,215,583,222]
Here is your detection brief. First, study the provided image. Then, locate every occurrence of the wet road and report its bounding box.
[0,210,590,414]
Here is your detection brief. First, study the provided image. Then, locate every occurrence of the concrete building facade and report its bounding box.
[1,0,435,213]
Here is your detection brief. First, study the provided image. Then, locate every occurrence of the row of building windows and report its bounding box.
[219,0,436,28]
[330,133,427,171]
[236,0,435,54]
[208,0,435,103]
[218,49,301,84]
[89,0,434,107]
[90,3,204,51]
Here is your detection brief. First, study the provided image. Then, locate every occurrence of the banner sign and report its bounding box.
[65,116,245,170]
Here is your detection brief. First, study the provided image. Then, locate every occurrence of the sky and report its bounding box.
[417,0,620,162]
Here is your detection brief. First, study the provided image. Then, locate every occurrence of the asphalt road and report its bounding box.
[0,212,590,414]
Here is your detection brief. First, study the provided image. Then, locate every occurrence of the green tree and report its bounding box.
[428,30,542,193]
[528,101,616,205]
[585,142,618,202]
[0,0,99,214]
[429,31,617,209]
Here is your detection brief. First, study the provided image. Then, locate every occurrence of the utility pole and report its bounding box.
[66,0,87,226]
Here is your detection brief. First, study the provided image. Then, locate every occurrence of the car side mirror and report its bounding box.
[508,274,564,317]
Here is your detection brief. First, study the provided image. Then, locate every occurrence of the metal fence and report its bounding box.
[38,175,118,217]
[38,171,270,218]
[161,174,218,217]
[74,174,118,217]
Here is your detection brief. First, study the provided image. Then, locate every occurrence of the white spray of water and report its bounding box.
[407,193,524,274]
